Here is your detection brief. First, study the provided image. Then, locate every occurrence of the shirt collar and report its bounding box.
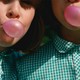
[0,48,14,57]
[53,35,80,53]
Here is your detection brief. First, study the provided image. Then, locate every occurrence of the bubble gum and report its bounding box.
[3,20,25,38]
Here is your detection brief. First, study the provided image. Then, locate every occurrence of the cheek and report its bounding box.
[52,5,63,22]
[51,0,66,22]
[0,3,6,15]
[12,8,35,45]
[23,8,35,32]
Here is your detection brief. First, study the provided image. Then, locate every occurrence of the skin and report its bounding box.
[51,0,80,44]
[0,0,35,50]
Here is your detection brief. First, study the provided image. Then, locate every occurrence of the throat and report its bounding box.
[61,28,80,44]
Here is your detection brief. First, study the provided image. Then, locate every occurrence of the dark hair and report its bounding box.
[40,0,62,34]
[9,0,44,52]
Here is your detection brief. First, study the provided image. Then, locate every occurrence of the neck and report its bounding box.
[61,27,80,44]
[0,47,6,52]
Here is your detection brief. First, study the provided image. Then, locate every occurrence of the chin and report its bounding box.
[66,24,80,31]
[0,38,18,48]
[0,43,13,47]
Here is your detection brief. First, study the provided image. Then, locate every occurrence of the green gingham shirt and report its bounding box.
[16,35,80,80]
[0,49,17,80]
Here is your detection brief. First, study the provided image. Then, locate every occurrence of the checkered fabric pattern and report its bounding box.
[16,35,80,80]
[0,49,17,80]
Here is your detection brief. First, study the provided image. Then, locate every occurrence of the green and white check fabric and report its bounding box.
[73,47,80,80]
[54,35,80,80]
[0,57,3,79]
[17,35,80,80]
[0,49,17,80]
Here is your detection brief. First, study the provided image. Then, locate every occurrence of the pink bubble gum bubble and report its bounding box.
[3,20,25,38]
[64,5,80,27]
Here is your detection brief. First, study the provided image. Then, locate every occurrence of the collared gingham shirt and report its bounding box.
[16,35,80,80]
[0,49,17,80]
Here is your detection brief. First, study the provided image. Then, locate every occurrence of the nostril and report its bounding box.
[9,13,13,17]
[68,0,80,2]
[7,11,14,18]
[7,11,20,18]
[68,0,76,3]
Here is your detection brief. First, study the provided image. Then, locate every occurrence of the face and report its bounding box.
[0,0,35,49]
[51,0,80,31]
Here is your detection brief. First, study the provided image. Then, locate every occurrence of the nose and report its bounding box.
[6,1,20,19]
